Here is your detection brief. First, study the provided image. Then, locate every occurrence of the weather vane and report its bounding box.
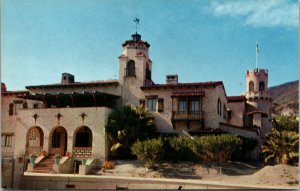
[133,17,140,34]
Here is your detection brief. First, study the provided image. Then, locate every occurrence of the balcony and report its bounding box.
[172,111,203,121]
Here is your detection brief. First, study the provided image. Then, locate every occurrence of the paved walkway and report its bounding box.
[23,172,294,189]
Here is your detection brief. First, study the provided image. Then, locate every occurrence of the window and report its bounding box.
[146,63,151,80]
[33,103,39,109]
[158,98,164,112]
[190,99,200,113]
[217,99,221,116]
[139,99,145,108]
[1,135,12,147]
[223,104,227,120]
[259,81,265,91]
[9,103,14,116]
[249,81,254,92]
[126,60,135,76]
[179,99,186,114]
[147,98,157,112]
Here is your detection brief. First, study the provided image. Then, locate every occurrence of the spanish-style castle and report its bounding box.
[1,32,272,188]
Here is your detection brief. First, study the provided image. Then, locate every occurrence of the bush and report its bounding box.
[102,160,115,170]
[131,138,164,168]
[192,134,242,162]
[167,136,197,161]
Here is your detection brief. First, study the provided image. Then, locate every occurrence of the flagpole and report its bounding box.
[256,42,258,69]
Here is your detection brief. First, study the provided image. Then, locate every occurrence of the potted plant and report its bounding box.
[81,159,87,165]
[29,153,37,164]
[40,150,47,156]
[54,154,61,164]
[65,151,70,157]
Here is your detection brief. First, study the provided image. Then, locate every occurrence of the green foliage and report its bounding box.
[131,138,164,168]
[192,134,242,162]
[167,136,197,161]
[105,105,156,157]
[272,115,299,132]
[262,129,299,164]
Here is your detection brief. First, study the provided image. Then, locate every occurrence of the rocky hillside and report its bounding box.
[269,80,298,116]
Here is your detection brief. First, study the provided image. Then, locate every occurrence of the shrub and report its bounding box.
[167,136,197,161]
[131,138,163,168]
[192,134,242,162]
[102,160,115,170]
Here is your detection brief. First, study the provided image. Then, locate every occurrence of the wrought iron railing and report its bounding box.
[172,111,203,120]
[26,146,42,156]
[73,147,92,158]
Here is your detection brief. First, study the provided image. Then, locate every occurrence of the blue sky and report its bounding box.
[2,0,298,96]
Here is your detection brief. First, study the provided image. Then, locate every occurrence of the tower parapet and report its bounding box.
[245,68,270,100]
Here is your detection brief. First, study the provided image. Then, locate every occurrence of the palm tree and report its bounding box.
[262,129,299,164]
[105,105,156,157]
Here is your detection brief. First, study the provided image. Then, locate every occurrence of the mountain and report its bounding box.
[268,80,299,116]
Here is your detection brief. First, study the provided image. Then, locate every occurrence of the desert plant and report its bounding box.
[105,105,156,158]
[131,138,163,168]
[262,129,299,164]
[272,115,299,132]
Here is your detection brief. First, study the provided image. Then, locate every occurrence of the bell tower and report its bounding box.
[118,32,153,105]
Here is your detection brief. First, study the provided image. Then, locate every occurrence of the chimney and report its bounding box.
[1,82,7,92]
[61,73,75,84]
[166,74,178,85]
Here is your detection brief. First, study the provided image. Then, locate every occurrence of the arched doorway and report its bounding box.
[49,126,68,156]
[73,126,93,158]
[26,126,44,155]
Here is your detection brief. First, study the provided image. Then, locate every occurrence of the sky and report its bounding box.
[1,0,298,96]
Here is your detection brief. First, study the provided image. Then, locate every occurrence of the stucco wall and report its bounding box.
[228,101,245,127]
[14,107,111,160]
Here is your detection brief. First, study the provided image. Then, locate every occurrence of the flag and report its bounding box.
[134,18,140,25]
[256,43,259,54]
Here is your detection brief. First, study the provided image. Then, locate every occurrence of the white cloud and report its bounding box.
[207,0,298,28]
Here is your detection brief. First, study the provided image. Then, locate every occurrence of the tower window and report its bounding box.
[146,63,151,80]
[9,103,14,116]
[249,81,254,92]
[126,60,135,76]
[259,81,265,91]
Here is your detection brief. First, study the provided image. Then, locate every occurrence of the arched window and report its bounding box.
[223,104,227,120]
[249,81,254,92]
[217,99,221,116]
[146,63,151,80]
[126,60,135,76]
[259,81,265,91]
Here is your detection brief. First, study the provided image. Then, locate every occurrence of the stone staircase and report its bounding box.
[31,156,53,173]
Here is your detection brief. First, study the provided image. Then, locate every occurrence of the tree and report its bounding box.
[262,129,298,164]
[105,105,156,157]
[272,115,299,132]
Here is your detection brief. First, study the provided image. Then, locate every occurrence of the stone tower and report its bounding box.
[245,68,272,142]
[118,33,153,105]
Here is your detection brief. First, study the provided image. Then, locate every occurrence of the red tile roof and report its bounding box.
[26,80,119,89]
[122,40,150,48]
[171,91,205,97]
[2,90,29,95]
[141,81,223,90]
[227,96,246,102]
